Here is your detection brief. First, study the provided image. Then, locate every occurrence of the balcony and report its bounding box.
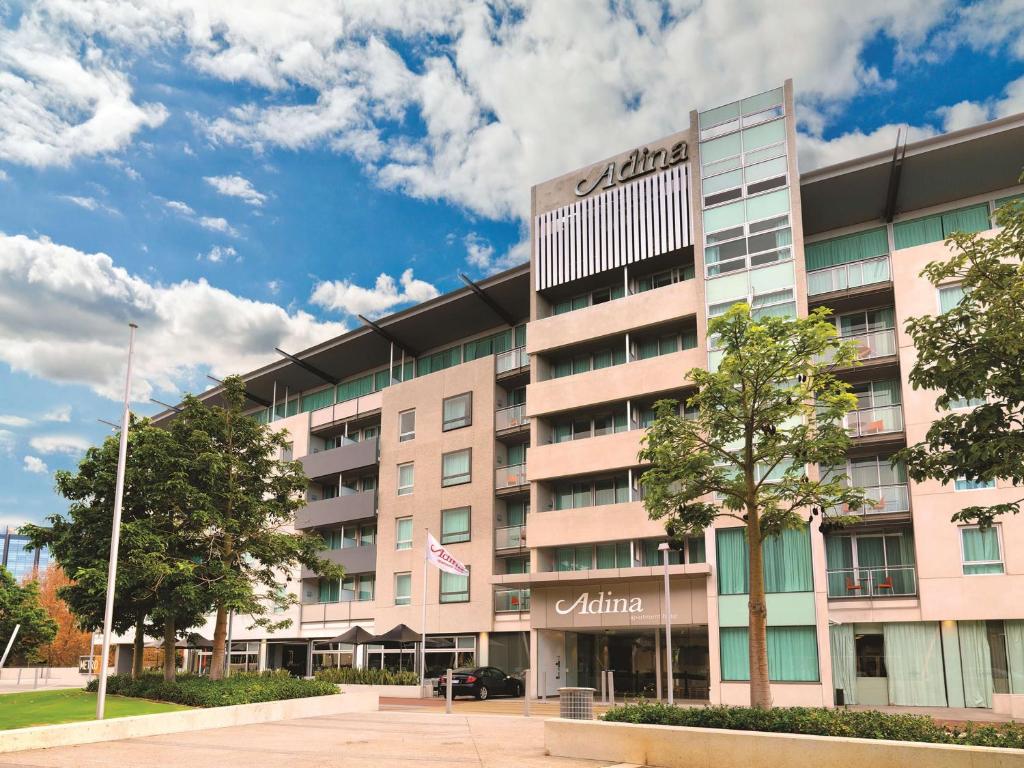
[494,587,530,613]
[826,565,917,598]
[300,599,375,624]
[496,347,529,377]
[495,404,528,434]
[301,544,377,579]
[300,436,379,480]
[844,405,904,439]
[819,328,898,366]
[807,255,891,298]
[310,390,383,430]
[495,525,526,552]
[295,489,376,530]
[838,484,910,516]
[495,463,528,493]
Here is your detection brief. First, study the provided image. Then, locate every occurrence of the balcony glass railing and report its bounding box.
[820,328,897,364]
[495,463,528,490]
[807,255,891,296]
[494,588,530,613]
[837,484,910,515]
[844,405,904,437]
[496,347,529,375]
[495,404,527,431]
[826,565,916,598]
[495,525,526,550]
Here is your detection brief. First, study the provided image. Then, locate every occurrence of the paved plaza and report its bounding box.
[0,710,607,768]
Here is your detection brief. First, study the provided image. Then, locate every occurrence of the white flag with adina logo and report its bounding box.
[426,532,469,576]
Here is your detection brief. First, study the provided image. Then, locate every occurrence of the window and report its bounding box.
[549,346,627,379]
[555,545,594,571]
[441,449,472,487]
[720,625,819,682]
[359,523,376,545]
[938,284,966,314]
[395,572,412,605]
[398,409,416,442]
[397,462,414,495]
[552,475,629,510]
[805,227,888,272]
[396,517,413,550]
[442,393,472,431]
[640,538,705,566]
[894,203,990,250]
[417,346,462,376]
[955,477,996,491]
[961,526,1004,575]
[716,526,813,595]
[441,507,471,544]
[948,396,986,410]
[440,568,470,603]
[704,215,793,277]
[318,578,340,603]
[504,555,529,574]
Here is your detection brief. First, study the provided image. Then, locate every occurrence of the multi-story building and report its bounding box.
[1,526,50,583]
[154,79,1024,710]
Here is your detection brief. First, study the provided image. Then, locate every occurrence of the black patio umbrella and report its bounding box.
[375,624,423,672]
[144,633,214,650]
[328,626,377,645]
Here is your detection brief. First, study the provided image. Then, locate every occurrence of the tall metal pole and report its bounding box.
[420,528,428,688]
[658,541,674,706]
[96,323,137,720]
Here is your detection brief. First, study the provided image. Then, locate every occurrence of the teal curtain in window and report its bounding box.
[962,528,1003,574]
[870,379,901,406]
[996,194,1023,209]
[337,374,374,403]
[768,626,819,681]
[883,622,947,706]
[959,620,994,708]
[301,388,334,413]
[942,204,990,236]
[830,624,857,704]
[762,527,813,592]
[720,627,750,680]
[596,544,617,569]
[514,325,526,347]
[681,329,698,349]
[441,508,470,542]
[716,528,749,595]
[884,531,916,594]
[688,537,706,564]
[824,536,853,597]
[805,227,888,271]
[894,214,943,250]
[939,284,966,313]
[637,338,659,360]
[1006,620,1024,695]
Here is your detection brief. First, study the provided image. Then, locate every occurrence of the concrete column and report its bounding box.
[529,628,539,697]
[478,631,489,666]
[655,627,662,700]
[258,639,268,673]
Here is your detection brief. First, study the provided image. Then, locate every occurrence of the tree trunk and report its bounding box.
[162,616,176,682]
[209,604,229,681]
[131,615,145,679]
[747,505,772,709]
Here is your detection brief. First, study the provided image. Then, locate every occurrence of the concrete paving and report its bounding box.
[0,710,609,768]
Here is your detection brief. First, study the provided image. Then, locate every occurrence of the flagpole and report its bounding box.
[420,528,428,688]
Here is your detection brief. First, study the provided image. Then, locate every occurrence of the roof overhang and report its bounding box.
[800,112,1024,236]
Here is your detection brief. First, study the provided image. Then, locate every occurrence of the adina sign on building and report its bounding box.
[574,140,688,197]
[555,591,643,616]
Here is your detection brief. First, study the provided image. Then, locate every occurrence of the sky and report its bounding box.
[1,0,1023,529]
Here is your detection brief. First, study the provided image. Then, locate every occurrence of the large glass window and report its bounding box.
[938,284,966,313]
[442,393,472,431]
[395,517,413,550]
[440,569,470,603]
[805,227,888,271]
[894,203,990,250]
[441,449,472,487]
[395,572,412,605]
[716,526,813,595]
[441,507,471,544]
[552,475,629,510]
[956,477,996,491]
[398,409,415,442]
[417,346,462,376]
[397,462,415,495]
[961,526,1004,574]
[720,626,819,681]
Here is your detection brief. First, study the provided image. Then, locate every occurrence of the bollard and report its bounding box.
[523,669,530,717]
[599,669,607,704]
[16,668,22,685]
[541,672,547,702]
[607,671,615,705]
[33,667,38,689]
[445,667,453,714]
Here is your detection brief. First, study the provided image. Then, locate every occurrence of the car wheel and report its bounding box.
[476,685,489,701]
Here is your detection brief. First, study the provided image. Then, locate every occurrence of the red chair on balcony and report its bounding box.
[845,578,862,594]
[876,575,894,592]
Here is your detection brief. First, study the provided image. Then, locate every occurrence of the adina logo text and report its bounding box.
[554,591,643,615]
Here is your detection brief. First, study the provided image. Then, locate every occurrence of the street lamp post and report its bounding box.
[95,323,138,720]
[658,541,674,706]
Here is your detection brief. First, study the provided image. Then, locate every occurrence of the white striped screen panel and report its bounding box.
[534,164,691,290]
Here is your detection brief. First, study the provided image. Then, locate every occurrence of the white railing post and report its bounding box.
[524,669,531,717]
[445,668,453,714]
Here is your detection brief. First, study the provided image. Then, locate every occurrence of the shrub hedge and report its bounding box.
[85,671,336,707]
[602,702,1024,750]
[314,667,419,686]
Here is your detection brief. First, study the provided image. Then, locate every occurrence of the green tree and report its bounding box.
[0,566,58,664]
[170,376,340,679]
[638,305,865,708]
[23,418,211,681]
[898,194,1024,526]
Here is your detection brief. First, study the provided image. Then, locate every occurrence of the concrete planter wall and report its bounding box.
[544,718,1024,768]
[0,691,379,754]
[335,683,425,698]
[994,694,1024,720]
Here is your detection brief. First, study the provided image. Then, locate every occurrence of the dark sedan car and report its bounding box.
[435,666,523,700]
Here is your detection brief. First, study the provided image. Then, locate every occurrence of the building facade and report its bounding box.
[1,527,49,583]
[159,80,1024,709]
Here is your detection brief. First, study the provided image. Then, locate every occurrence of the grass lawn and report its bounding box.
[0,688,190,730]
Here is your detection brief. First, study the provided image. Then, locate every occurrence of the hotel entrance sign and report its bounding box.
[574,140,688,197]
[555,590,643,616]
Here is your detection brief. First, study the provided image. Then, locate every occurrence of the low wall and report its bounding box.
[0,692,378,754]
[335,683,425,698]
[994,694,1024,719]
[544,718,1024,768]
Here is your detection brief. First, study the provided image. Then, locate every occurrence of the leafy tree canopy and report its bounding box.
[0,566,57,663]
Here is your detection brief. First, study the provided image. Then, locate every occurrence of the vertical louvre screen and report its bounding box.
[534,164,691,290]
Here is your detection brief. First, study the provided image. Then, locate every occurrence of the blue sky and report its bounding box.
[1,0,1023,528]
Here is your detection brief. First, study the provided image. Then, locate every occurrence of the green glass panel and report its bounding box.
[741,118,786,152]
[805,227,888,270]
[716,528,749,595]
[745,188,789,222]
[700,131,742,165]
[301,388,334,413]
[720,627,750,680]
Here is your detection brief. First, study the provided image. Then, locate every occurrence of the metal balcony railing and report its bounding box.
[494,588,530,613]
[807,255,891,296]
[820,328,898,364]
[495,525,526,550]
[837,484,911,515]
[496,347,529,375]
[495,404,527,431]
[495,463,528,490]
[844,405,904,437]
[826,565,917,598]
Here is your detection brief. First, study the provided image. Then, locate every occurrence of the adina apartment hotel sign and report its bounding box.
[574,140,688,197]
[555,591,643,616]
[532,581,701,629]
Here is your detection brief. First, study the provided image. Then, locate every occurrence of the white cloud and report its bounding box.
[42,404,71,422]
[164,200,195,215]
[463,233,528,275]
[0,232,347,400]
[798,123,938,172]
[164,200,240,237]
[266,280,281,295]
[936,75,1024,132]
[204,174,267,206]
[0,415,32,428]
[201,245,239,263]
[0,430,14,455]
[310,268,440,319]
[28,434,90,455]
[0,169,8,181]
[23,455,48,474]
[59,195,120,215]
